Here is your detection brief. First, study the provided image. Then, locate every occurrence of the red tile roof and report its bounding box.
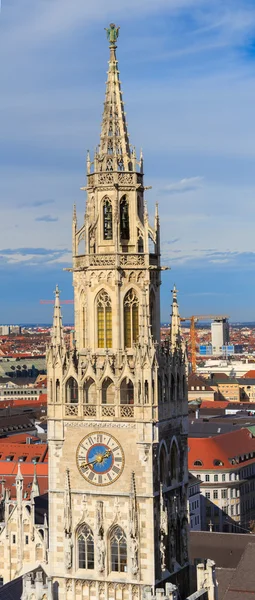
[200,401,229,409]
[188,428,255,471]
[0,434,40,444]
[243,370,255,379]
[0,442,48,463]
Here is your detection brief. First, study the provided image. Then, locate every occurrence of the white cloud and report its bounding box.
[161,177,204,194]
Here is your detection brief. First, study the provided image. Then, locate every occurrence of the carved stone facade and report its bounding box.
[0,467,48,585]
[46,29,189,599]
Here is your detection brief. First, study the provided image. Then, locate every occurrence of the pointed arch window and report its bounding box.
[124,289,139,348]
[120,196,129,240]
[66,377,78,404]
[78,525,94,570]
[83,378,96,404]
[110,526,127,572]
[97,290,112,348]
[103,198,113,240]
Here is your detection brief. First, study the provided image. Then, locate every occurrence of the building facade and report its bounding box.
[211,320,229,356]
[47,26,189,600]
[189,429,255,532]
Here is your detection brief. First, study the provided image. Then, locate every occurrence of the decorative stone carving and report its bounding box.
[159,484,168,572]
[96,501,106,573]
[64,421,136,429]
[129,472,139,576]
[181,517,189,563]
[64,469,73,570]
[118,173,134,184]
[137,442,150,463]
[98,173,114,184]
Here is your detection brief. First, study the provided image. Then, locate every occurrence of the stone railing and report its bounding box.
[65,404,79,417]
[119,254,145,267]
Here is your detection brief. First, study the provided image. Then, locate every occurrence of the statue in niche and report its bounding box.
[130,534,139,575]
[98,526,106,572]
[65,534,73,570]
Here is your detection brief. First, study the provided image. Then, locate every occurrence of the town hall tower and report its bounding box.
[47,24,189,600]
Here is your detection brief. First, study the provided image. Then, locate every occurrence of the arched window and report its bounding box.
[66,377,78,404]
[193,460,203,466]
[158,376,162,403]
[110,527,127,572]
[164,376,169,403]
[120,196,129,240]
[138,237,144,253]
[56,379,60,403]
[97,290,112,348]
[102,378,115,404]
[170,442,179,482]
[170,374,175,402]
[103,198,113,240]
[177,374,180,399]
[124,289,139,348]
[149,290,156,338]
[83,378,96,404]
[145,380,149,404]
[159,445,168,486]
[78,524,94,570]
[120,379,134,404]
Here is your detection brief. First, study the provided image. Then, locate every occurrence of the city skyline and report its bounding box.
[1,0,255,322]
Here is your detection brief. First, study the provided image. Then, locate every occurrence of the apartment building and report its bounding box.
[189,428,255,532]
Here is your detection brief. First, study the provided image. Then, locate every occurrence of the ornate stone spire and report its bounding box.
[96,24,132,172]
[170,285,181,350]
[16,463,23,505]
[51,285,64,350]
[31,465,40,499]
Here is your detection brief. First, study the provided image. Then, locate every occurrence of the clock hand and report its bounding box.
[80,449,112,469]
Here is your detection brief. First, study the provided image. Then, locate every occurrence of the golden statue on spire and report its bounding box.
[105,23,120,45]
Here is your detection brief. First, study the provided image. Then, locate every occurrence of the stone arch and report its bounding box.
[102,378,115,404]
[65,377,78,404]
[159,441,168,486]
[169,438,180,483]
[120,378,134,404]
[128,271,136,283]
[158,375,163,403]
[83,378,97,404]
[56,378,60,403]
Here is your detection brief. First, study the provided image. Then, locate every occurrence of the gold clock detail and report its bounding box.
[76,431,124,486]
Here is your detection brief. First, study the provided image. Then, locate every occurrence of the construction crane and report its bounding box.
[40,300,74,304]
[182,315,229,373]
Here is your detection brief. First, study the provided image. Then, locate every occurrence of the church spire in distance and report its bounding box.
[96,23,133,172]
[170,285,181,349]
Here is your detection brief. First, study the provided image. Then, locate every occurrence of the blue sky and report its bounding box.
[1,0,255,323]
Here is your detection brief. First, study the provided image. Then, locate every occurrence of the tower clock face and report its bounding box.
[76,432,125,486]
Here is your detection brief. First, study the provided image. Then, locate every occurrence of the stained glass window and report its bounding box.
[97,290,112,348]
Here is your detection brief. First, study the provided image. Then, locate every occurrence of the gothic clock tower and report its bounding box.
[47,24,189,600]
